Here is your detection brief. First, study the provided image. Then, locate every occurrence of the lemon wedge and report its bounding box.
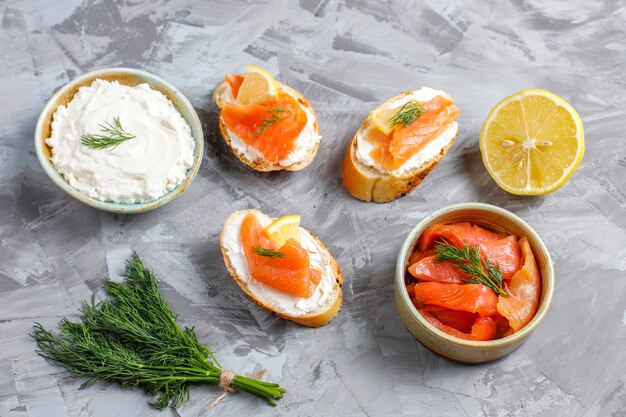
[263,215,301,247]
[479,89,584,195]
[370,106,398,136]
[235,64,279,106]
[370,100,423,136]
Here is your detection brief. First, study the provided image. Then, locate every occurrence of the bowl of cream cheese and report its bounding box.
[35,68,204,213]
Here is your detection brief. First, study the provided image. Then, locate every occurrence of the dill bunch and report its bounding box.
[30,253,285,410]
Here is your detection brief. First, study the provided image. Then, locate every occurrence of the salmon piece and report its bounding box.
[418,222,505,251]
[418,223,520,279]
[408,256,468,284]
[421,311,497,341]
[389,96,460,159]
[407,248,434,267]
[478,236,522,280]
[221,94,308,164]
[365,126,408,170]
[240,213,321,298]
[367,96,459,170]
[413,282,499,316]
[497,237,541,332]
[418,306,477,333]
[225,73,244,99]
[492,314,514,339]
[406,284,415,297]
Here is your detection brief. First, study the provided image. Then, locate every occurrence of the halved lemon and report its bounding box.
[235,64,279,106]
[263,215,301,247]
[479,89,584,195]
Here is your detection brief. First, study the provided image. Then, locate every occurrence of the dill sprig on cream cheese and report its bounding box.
[30,253,285,410]
[81,117,136,150]
[255,108,291,136]
[434,241,507,295]
[388,101,426,129]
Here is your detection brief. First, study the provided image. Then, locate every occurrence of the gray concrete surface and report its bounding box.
[1,1,625,416]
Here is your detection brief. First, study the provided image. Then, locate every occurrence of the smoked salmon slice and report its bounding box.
[497,237,541,332]
[418,222,504,251]
[420,311,497,341]
[367,96,459,170]
[366,126,405,170]
[221,93,308,164]
[389,96,460,159]
[417,223,520,279]
[408,256,468,284]
[411,282,499,316]
[418,306,477,333]
[240,213,321,298]
[478,235,522,280]
[407,249,435,267]
[492,314,514,339]
[225,73,244,99]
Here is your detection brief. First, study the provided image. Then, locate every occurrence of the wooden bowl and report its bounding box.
[34,68,204,213]
[394,202,554,363]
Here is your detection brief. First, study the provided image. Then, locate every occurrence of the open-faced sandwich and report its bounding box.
[342,88,460,203]
[220,209,342,327]
[212,65,321,172]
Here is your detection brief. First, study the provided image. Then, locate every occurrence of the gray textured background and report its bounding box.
[1,1,625,416]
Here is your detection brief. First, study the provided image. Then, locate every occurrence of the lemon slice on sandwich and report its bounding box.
[235,64,279,106]
[480,89,584,195]
[370,100,424,136]
[263,215,301,247]
[370,106,399,136]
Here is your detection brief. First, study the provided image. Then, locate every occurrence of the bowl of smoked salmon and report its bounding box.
[394,203,554,363]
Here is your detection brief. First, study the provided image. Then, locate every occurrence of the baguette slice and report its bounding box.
[220,209,342,327]
[342,90,459,203]
[213,81,321,172]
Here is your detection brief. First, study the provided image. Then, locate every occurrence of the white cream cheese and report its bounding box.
[355,87,458,175]
[46,79,195,203]
[216,84,321,167]
[222,211,338,317]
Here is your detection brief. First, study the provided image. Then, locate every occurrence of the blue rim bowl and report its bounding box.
[34,67,204,213]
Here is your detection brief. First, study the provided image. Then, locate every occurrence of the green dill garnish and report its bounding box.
[434,241,507,295]
[255,108,291,136]
[253,245,286,258]
[388,101,426,129]
[81,117,135,150]
[30,253,285,409]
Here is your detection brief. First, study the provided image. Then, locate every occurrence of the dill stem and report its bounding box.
[232,378,284,402]
[134,363,212,375]
[137,376,219,383]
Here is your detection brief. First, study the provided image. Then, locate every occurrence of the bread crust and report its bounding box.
[213,81,320,172]
[341,91,458,203]
[220,209,343,327]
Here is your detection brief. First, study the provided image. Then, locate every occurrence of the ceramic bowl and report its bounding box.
[394,202,554,363]
[34,67,204,213]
